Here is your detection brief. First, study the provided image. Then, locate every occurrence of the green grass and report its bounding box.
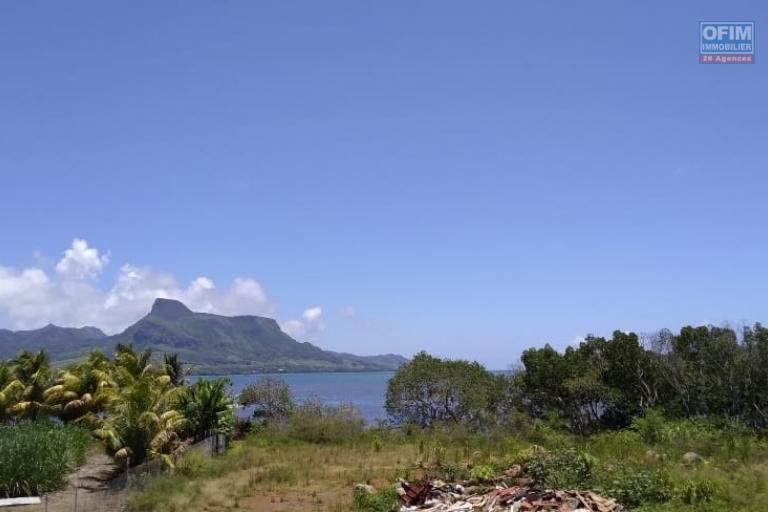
[126,414,768,512]
[0,422,92,497]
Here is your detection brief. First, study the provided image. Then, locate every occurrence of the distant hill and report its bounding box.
[0,298,407,374]
[0,324,107,362]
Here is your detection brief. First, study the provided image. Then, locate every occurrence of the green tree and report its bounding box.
[385,351,502,428]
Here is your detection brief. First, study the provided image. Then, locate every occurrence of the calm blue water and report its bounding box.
[197,371,394,424]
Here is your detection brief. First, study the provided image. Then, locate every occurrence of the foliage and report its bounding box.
[44,350,112,422]
[514,323,768,433]
[238,377,294,420]
[353,486,399,512]
[526,447,597,488]
[601,468,674,508]
[385,351,503,428]
[0,422,91,498]
[7,350,53,420]
[0,362,23,421]
[163,353,187,386]
[178,378,234,441]
[469,464,496,482]
[81,345,188,466]
[0,343,239,475]
[282,399,365,443]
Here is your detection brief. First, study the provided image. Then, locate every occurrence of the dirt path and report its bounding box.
[12,452,128,512]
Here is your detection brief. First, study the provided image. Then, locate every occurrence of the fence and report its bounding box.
[14,434,230,512]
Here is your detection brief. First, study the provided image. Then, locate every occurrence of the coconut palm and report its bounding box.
[163,353,187,386]
[44,351,113,422]
[9,350,52,420]
[0,362,23,422]
[178,378,234,441]
[84,350,187,466]
[113,344,153,383]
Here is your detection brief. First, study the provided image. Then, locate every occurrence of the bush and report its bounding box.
[632,409,667,446]
[353,486,399,512]
[282,399,365,443]
[174,451,211,478]
[602,468,674,508]
[239,377,294,420]
[526,447,597,489]
[0,422,91,497]
[469,464,495,482]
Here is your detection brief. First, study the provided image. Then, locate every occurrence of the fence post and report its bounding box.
[74,468,79,512]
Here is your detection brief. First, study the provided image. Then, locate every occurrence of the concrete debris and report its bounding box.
[681,452,704,465]
[398,478,623,512]
[355,483,377,494]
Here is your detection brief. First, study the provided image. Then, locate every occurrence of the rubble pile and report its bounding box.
[397,478,622,512]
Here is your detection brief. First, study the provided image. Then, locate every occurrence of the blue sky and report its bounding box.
[0,1,766,368]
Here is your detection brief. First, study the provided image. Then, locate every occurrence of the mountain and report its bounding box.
[0,324,107,362]
[0,299,407,374]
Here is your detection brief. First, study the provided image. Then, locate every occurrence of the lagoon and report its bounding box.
[200,371,394,423]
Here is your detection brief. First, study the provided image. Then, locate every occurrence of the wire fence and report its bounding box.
[20,434,230,512]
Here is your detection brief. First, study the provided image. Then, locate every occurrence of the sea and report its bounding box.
[198,371,394,424]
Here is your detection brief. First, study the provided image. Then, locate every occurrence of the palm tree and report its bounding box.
[0,362,23,422]
[83,352,187,466]
[113,344,153,383]
[9,350,52,420]
[163,353,187,386]
[44,351,113,422]
[178,378,234,441]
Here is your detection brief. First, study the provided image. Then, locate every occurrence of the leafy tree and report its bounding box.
[239,377,295,420]
[385,351,502,428]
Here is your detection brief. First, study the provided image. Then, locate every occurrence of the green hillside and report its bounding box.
[0,298,406,373]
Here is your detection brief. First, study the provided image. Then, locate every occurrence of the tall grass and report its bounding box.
[272,399,365,443]
[0,422,91,497]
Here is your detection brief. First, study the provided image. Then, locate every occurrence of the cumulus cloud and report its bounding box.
[55,239,108,279]
[0,239,303,335]
[282,306,325,339]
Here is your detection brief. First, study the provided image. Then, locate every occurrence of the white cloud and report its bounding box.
[282,306,325,340]
[303,307,322,322]
[0,239,301,335]
[55,238,108,280]
[339,305,356,318]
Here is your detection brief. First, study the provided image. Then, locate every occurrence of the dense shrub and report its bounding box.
[0,422,91,497]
